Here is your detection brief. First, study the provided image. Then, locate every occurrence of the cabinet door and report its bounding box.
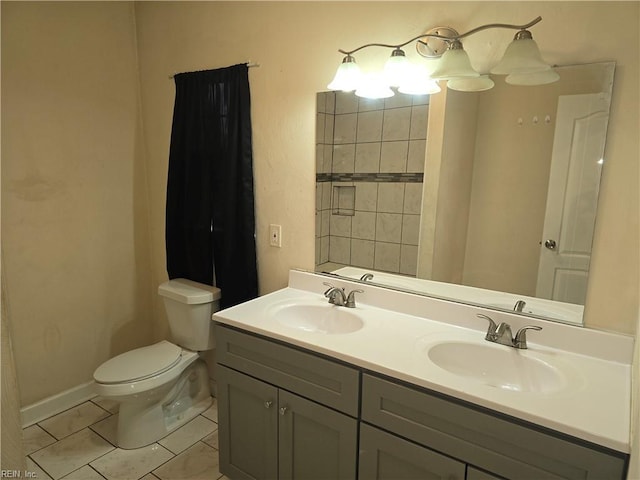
[359,423,465,480]
[278,389,357,480]
[218,365,278,480]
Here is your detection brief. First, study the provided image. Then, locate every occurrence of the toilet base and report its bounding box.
[116,359,212,449]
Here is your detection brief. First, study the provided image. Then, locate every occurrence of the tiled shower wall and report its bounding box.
[315,91,429,275]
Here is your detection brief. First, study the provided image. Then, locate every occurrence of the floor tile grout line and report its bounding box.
[150,439,222,480]
[60,463,108,480]
[90,398,118,416]
[90,441,175,480]
[146,442,182,479]
[35,421,61,442]
[23,425,58,457]
[87,417,118,447]
[24,401,221,480]
[26,452,57,480]
[35,400,114,442]
[86,464,108,479]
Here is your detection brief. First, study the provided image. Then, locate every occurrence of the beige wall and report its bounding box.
[1,0,637,408]
[1,2,153,405]
[135,1,638,335]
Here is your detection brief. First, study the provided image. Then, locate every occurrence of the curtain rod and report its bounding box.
[168,62,260,79]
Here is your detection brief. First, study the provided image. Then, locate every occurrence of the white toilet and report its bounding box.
[93,278,221,449]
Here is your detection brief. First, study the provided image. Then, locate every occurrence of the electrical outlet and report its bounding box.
[269,224,282,247]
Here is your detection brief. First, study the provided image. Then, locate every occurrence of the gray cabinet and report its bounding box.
[361,374,627,480]
[216,326,358,480]
[215,325,628,480]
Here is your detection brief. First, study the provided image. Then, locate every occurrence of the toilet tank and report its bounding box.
[158,279,221,351]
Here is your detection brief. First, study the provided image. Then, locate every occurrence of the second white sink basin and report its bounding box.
[270,303,364,334]
[427,341,566,393]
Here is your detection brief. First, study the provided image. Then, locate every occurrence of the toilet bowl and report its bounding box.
[93,279,221,449]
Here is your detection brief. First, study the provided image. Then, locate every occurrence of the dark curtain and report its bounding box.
[166,64,258,308]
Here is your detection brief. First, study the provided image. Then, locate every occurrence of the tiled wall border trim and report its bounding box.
[316,172,424,183]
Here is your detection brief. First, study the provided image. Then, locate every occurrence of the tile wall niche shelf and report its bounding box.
[332,185,355,216]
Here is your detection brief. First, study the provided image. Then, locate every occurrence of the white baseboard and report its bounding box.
[21,381,97,428]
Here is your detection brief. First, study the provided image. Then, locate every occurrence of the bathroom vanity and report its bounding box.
[213,270,632,480]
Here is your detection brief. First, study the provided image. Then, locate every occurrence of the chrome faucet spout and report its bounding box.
[514,300,526,312]
[323,282,347,306]
[323,283,363,308]
[493,322,515,347]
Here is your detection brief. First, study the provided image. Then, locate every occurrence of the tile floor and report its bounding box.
[23,396,228,480]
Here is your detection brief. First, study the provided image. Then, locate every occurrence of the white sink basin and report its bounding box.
[270,303,364,334]
[427,341,566,393]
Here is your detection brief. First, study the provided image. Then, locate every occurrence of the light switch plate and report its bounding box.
[269,224,282,247]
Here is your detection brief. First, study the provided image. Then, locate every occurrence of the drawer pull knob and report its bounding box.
[264,401,273,409]
[279,406,288,415]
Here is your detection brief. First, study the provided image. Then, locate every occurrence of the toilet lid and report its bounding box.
[94,341,182,384]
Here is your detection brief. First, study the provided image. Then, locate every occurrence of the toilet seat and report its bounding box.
[94,341,182,384]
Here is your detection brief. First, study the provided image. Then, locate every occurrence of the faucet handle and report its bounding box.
[514,325,542,349]
[346,289,364,308]
[477,314,498,340]
[322,282,339,294]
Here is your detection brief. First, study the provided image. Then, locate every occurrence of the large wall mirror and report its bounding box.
[315,62,615,326]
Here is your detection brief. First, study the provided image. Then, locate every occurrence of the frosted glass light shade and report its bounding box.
[397,64,441,95]
[327,56,362,92]
[431,48,480,80]
[506,69,560,85]
[491,38,550,75]
[355,73,394,99]
[398,78,441,95]
[384,50,412,87]
[447,75,495,92]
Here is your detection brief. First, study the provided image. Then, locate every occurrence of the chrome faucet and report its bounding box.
[324,284,346,306]
[323,283,363,308]
[513,300,526,312]
[477,314,542,349]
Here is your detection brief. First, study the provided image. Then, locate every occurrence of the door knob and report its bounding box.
[264,400,273,409]
[279,406,288,415]
[544,239,557,250]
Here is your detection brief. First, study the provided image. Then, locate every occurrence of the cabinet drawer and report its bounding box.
[359,423,465,480]
[362,374,627,480]
[215,325,359,416]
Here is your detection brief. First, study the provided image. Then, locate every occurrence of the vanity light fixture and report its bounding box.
[506,69,560,86]
[397,63,442,95]
[447,75,495,92]
[355,73,395,99]
[327,54,362,92]
[327,16,557,97]
[384,48,413,87]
